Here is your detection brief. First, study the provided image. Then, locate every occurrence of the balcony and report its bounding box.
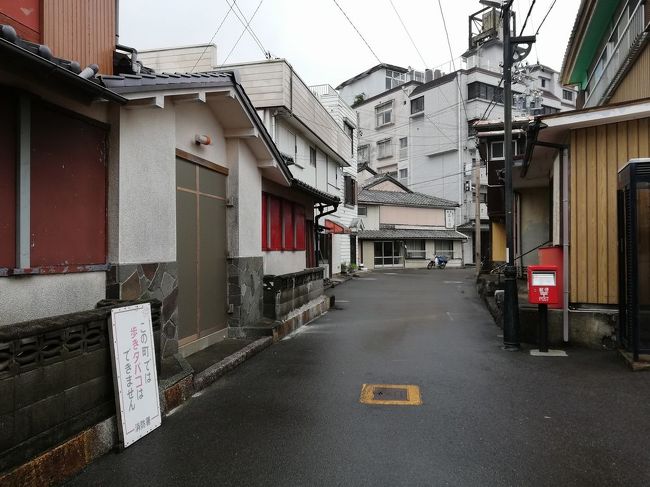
[584,1,647,107]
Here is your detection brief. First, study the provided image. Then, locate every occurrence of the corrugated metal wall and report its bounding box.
[570,118,650,304]
[42,0,115,74]
[609,45,650,105]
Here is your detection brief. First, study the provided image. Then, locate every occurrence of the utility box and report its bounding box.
[527,265,559,305]
[617,158,650,360]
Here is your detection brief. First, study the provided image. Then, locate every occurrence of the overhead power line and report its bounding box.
[191,0,238,72]
[220,0,265,66]
[535,0,557,35]
[332,0,382,64]
[436,0,469,125]
[229,0,268,58]
[518,0,536,35]
[388,0,428,68]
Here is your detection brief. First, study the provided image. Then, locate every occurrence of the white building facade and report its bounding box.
[338,7,577,265]
[309,83,360,271]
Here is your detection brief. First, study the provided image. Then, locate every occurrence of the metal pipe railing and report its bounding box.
[584,1,645,107]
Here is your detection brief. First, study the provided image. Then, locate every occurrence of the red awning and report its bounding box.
[324,219,351,234]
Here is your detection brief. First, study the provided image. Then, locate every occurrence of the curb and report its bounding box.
[193,337,272,392]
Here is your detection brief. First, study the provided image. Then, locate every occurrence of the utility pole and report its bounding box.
[474,161,481,278]
[497,0,535,350]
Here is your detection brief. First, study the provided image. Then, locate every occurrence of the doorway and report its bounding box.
[374,241,402,267]
[176,157,228,349]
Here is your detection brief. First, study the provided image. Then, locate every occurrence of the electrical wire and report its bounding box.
[535,0,557,35]
[220,0,265,66]
[436,0,469,125]
[332,0,382,64]
[229,0,268,58]
[190,0,237,72]
[518,0,536,35]
[388,0,428,68]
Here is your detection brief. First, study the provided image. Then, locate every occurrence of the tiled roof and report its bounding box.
[336,63,408,90]
[0,24,125,103]
[361,173,409,191]
[457,220,489,232]
[358,189,458,208]
[292,179,340,205]
[409,71,458,97]
[100,71,233,93]
[357,162,377,175]
[358,229,467,240]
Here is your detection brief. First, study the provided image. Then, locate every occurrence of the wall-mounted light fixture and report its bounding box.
[194,134,212,145]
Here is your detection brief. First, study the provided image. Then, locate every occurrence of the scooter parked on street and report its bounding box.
[427,255,448,269]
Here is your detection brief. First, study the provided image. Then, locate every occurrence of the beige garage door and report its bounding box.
[176,157,228,347]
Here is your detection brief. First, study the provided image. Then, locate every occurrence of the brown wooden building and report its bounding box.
[0,0,127,75]
[517,0,650,346]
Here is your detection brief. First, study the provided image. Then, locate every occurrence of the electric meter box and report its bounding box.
[527,265,559,305]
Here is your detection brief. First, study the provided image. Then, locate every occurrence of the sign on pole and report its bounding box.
[109,303,161,448]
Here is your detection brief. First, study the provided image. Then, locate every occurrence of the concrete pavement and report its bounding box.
[66,269,650,486]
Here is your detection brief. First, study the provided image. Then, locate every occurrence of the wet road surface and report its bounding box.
[67,269,650,486]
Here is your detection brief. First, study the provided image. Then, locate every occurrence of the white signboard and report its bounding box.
[532,272,556,287]
[445,209,455,229]
[109,303,161,448]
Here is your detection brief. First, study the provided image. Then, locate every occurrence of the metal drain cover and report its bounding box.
[372,387,408,401]
[360,384,422,405]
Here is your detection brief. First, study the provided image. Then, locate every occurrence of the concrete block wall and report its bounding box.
[262,268,325,321]
[0,300,161,474]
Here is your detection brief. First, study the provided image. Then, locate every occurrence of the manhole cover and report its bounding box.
[359,384,422,406]
[373,387,407,401]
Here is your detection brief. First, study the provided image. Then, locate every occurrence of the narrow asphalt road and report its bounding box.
[68,269,650,486]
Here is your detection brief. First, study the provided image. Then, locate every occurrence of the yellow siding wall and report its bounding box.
[570,118,650,304]
[491,222,506,262]
[609,45,650,105]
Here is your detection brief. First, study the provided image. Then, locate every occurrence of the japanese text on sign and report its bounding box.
[109,303,161,448]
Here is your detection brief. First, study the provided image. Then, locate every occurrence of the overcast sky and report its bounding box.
[119,0,580,87]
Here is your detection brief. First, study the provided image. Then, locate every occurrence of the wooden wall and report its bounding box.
[609,45,650,105]
[42,0,115,74]
[570,118,650,304]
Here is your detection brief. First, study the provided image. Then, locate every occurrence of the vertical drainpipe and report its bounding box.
[562,147,570,342]
[452,72,465,265]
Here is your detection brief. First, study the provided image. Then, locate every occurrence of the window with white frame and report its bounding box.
[435,240,454,258]
[399,168,408,179]
[375,101,393,127]
[357,144,369,163]
[405,240,426,259]
[540,77,548,88]
[358,205,367,216]
[385,70,406,89]
[399,137,408,160]
[490,140,520,160]
[562,89,574,101]
[377,138,393,159]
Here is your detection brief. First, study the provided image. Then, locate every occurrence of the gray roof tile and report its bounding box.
[358,229,467,240]
[358,189,458,208]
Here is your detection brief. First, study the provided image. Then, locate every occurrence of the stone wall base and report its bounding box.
[270,295,330,342]
[242,295,330,342]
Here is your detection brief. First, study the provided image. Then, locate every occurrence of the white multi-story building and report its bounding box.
[309,83,360,270]
[336,63,425,107]
[338,6,578,265]
[220,59,356,277]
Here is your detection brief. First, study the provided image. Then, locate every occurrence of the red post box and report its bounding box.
[527,265,559,305]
